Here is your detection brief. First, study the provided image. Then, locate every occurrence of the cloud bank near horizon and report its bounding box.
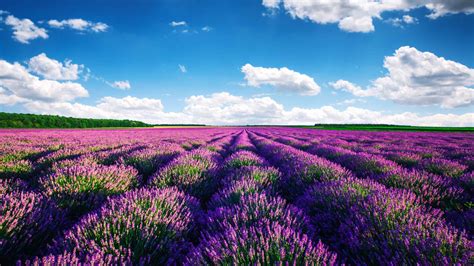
[1,50,473,126]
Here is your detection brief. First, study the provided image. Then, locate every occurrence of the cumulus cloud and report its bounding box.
[4,15,48,43]
[48,18,109,32]
[386,15,417,27]
[27,53,83,81]
[97,96,162,113]
[262,0,474,33]
[0,87,28,105]
[178,64,187,73]
[330,46,474,108]
[183,92,286,124]
[336,98,367,106]
[0,58,88,103]
[201,26,212,32]
[90,22,108,32]
[110,80,131,90]
[426,1,474,19]
[330,79,369,97]
[170,21,187,27]
[338,16,374,33]
[241,64,321,96]
[403,15,416,24]
[23,96,189,125]
[15,91,473,126]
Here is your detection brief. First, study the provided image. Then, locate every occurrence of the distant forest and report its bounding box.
[0,112,151,128]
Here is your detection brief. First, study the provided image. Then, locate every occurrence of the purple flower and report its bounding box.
[206,192,314,235]
[229,130,257,152]
[378,168,465,209]
[296,177,386,239]
[1,191,61,262]
[205,133,237,156]
[225,165,281,188]
[208,179,268,210]
[149,148,220,200]
[49,187,200,264]
[124,144,183,177]
[40,164,139,214]
[0,160,34,179]
[19,250,139,265]
[250,133,352,199]
[297,177,472,264]
[223,150,269,170]
[385,152,421,168]
[1,127,473,265]
[420,158,468,179]
[187,220,337,265]
[0,178,29,195]
[307,144,399,177]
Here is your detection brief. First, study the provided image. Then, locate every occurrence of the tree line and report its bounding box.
[0,112,152,128]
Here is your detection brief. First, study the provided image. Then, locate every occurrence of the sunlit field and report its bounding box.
[1,127,472,264]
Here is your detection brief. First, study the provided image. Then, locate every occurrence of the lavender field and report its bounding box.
[1,127,473,265]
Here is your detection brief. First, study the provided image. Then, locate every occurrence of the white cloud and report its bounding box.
[262,0,281,8]
[330,79,369,97]
[338,16,374,33]
[178,64,187,73]
[170,21,187,27]
[183,92,286,124]
[0,87,28,105]
[90,22,108,32]
[336,98,366,106]
[23,96,189,125]
[330,46,474,108]
[48,19,109,32]
[241,64,321,96]
[386,15,417,27]
[97,96,163,113]
[403,15,416,24]
[262,0,474,33]
[87,72,131,91]
[283,105,474,127]
[0,58,88,103]
[110,80,131,90]
[201,26,212,32]
[20,91,474,126]
[28,53,83,80]
[426,1,474,19]
[4,15,48,43]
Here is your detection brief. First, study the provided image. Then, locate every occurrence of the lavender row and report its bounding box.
[2,128,240,263]
[266,127,473,172]
[1,127,472,264]
[260,131,473,234]
[247,130,472,264]
[148,131,239,201]
[296,177,471,264]
[22,187,201,264]
[262,131,469,212]
[188,131,338,264]
[248,131,353,200]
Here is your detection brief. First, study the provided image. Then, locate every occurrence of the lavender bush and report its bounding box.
[40,164,139,214]
[0,127,470,264]
[1,191,60,262]
[49,187,200,264]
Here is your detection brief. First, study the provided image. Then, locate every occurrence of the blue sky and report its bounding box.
[0,0,473,125]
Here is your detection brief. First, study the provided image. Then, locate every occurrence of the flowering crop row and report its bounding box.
[248,130,472,264]
[0,127,471,264]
